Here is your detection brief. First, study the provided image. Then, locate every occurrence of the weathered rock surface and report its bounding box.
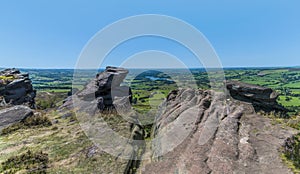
[0,68,36,108]
[140,88,297,174]
[226,80,287,113]
[0,105,33,131]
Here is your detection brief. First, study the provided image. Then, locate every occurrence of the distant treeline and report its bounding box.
[34,86,71,90]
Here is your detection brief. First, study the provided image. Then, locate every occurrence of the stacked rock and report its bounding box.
[0,68,36,108]
[77,66,132,110]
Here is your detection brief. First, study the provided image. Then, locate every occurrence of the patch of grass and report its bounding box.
[35,91,68,110]
[0,150,49,174]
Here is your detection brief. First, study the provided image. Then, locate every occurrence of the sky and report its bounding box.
[0,0,299,69]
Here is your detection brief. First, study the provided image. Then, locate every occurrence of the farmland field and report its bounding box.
[16,67,300,115]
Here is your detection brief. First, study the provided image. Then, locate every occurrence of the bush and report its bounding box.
[1,150,49,174]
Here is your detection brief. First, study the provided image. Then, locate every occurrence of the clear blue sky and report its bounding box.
[0,0,299,68]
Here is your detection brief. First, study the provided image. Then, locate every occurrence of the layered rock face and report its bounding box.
[226,80,287,113]
[0,68,36,108]
[67,66,132,110]
[141,88,297,174]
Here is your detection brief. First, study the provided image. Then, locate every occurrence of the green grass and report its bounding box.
[291,89,300,95]
[284,81,300,88]
[278,96,300,107]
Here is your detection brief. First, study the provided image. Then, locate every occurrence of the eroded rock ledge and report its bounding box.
[226,80,287,113]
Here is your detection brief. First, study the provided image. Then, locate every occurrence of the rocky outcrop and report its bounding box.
[0,68,36,108]
[60,67,145,174]
[140,88,297,174]
[61,66,132,110]
[0,105,33,131]
[226,80,287,113]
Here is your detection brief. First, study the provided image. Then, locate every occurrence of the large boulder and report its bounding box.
[0,105,33,131]
[226,80,287,113]
[0,68,36,108]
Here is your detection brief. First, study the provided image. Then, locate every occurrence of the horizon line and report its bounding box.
[1,65,300,70]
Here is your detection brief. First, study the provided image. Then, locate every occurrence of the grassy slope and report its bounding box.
[0,110,128,173]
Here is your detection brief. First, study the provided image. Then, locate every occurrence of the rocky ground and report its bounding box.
[0,67,299,173]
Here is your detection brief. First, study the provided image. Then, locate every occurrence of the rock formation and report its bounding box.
[139,88,297,174]
[0,105,33,131]
[0,68,36,108]
[226,80,287,113]
[62,66,132,110]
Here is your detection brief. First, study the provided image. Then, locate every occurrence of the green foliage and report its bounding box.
[1,115,52,135]
[1,150,49,174]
